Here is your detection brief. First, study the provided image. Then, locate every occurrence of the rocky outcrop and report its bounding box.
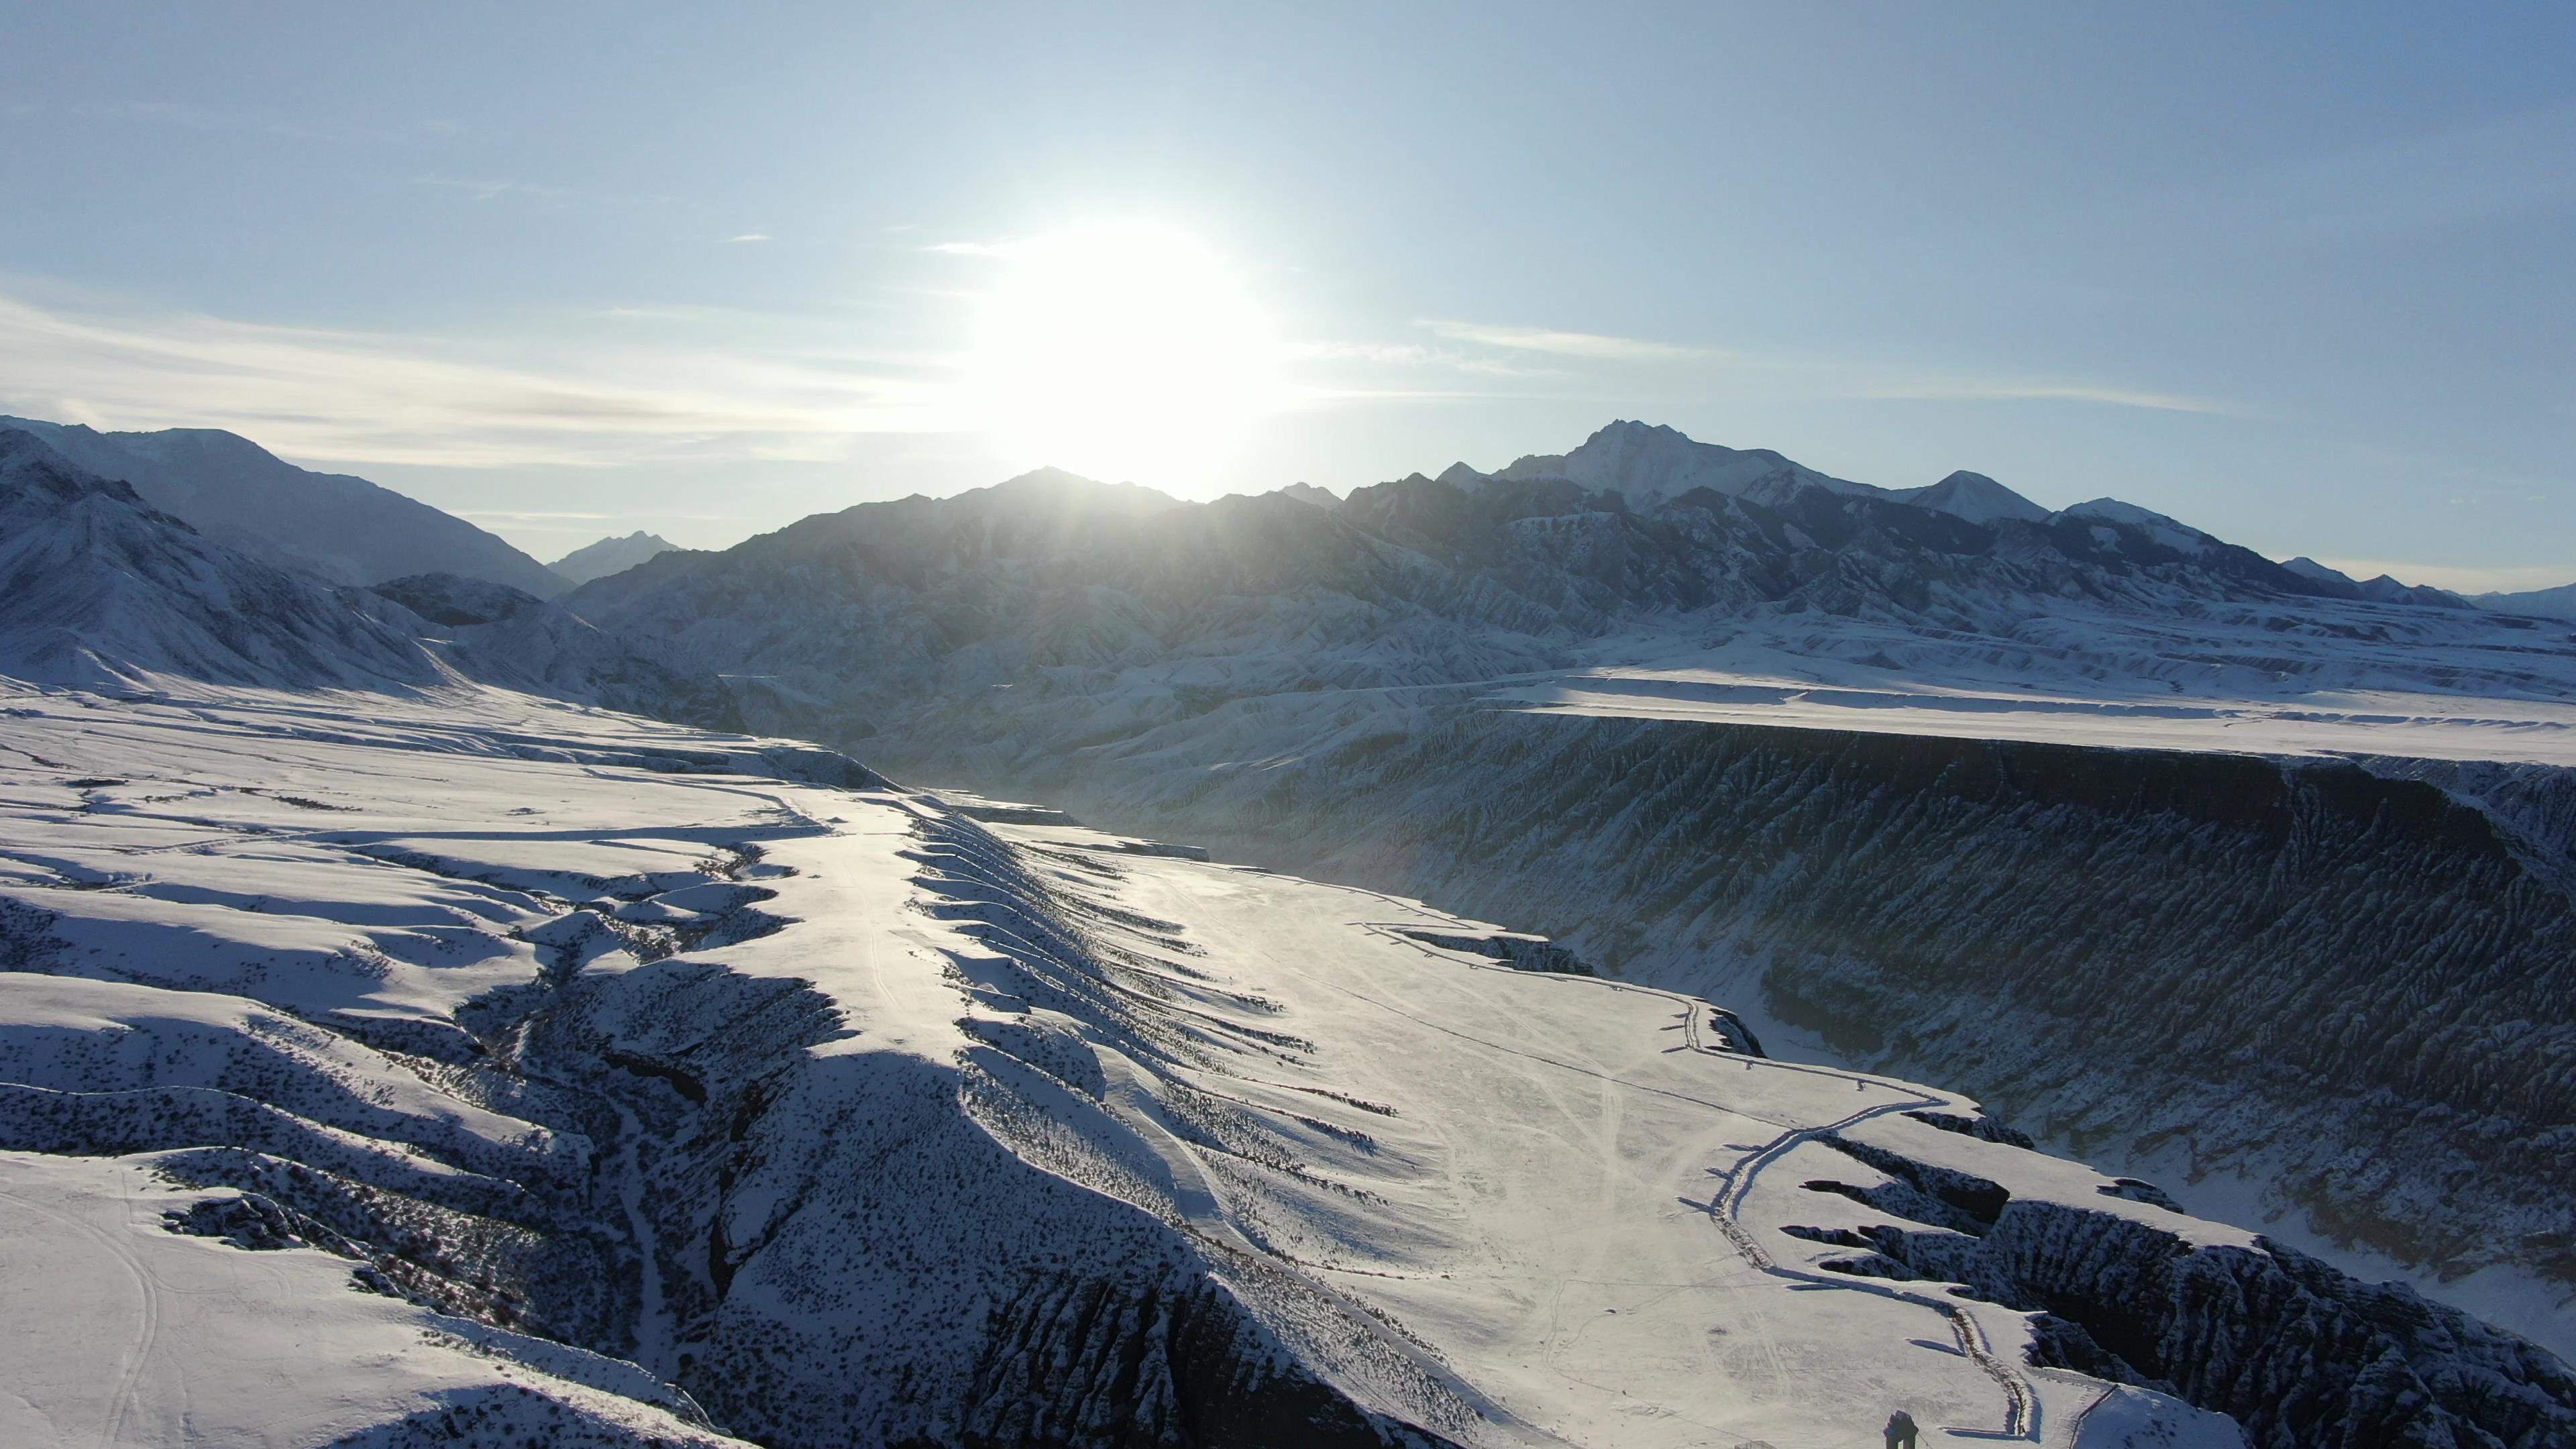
[1794,1138,2576,1448]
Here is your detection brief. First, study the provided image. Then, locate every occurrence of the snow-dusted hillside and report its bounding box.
[0,429,733,728]
[7,678,2572,1447]
[0,415,568,597]
[0,429,443,693]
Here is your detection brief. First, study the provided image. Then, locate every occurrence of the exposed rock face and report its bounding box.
[1792,1134,2576,1448]
[963,1271,1441,1449]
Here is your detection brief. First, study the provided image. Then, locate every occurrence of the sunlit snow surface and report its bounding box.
[0,679,2250,1447]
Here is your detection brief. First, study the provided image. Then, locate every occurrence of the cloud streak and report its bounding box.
[1846,376,2251,417]
[0,288,961,470]
[0,278,2256,485]
[1417,319,1714,361]
[1407,317,2248,417]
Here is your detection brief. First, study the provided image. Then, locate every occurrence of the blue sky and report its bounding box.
[1,4,2569,588]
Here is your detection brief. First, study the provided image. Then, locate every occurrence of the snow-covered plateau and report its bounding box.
[5,416,2575,1444]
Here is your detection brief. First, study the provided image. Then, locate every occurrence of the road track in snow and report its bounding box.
[1342,917,2049,1443]
[0,1177,163,1449]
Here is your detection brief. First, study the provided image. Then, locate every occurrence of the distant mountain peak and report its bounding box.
[1276,482,1341,508]
[549,531,680,587]
[1894,470,2051,526]
[1497,419,1877,509]
[973,468,1182,517]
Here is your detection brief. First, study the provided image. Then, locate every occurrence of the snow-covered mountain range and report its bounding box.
[5,413,2576,1446]
[0,415,569,597]
[547,420,2576,1353]
[8,682,2571,1448]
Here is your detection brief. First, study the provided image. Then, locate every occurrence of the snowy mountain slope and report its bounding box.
[9,680,2571,1446]
[0,415,568,596]
[1896,469,2053,525]
[0,431,737,728]
[551,532,682,586]
[0,429,444,692]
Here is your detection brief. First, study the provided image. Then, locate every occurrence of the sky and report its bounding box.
[1,4,2570,589]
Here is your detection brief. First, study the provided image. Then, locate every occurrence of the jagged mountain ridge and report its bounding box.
[0,413,568,597]
[564,423,2402,748]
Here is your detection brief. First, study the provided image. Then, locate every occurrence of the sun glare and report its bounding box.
[967,223,1281,488]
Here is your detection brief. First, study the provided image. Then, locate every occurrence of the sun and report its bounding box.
[966,223,1282,488]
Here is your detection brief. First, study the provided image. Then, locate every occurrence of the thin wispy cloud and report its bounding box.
[1419,320,1713,362]
[411,173,578,204]
[1401,318,2249,418]
[0,289,961,470]
[1847,376,2252,418]
[728,233,772,243]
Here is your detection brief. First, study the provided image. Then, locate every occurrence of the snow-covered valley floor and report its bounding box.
[3,679,2567,1447]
